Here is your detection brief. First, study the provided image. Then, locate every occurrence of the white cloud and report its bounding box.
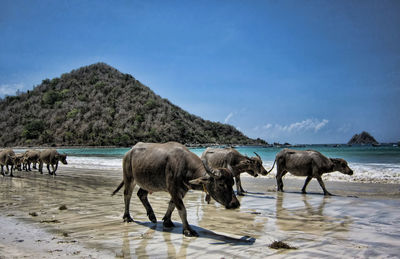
[224,112,234,124]
[0,83,24,96]
[263,123,272,129]
[277,119,329,132]
[258,119,329,133]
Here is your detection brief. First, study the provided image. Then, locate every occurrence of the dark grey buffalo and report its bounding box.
[0,149,17,177]
[270,148,353,195]
[201,148,269,196]
[38,149,68,175]
[112,142,240,237]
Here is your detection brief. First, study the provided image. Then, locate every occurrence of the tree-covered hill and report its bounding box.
[0,63,266,147]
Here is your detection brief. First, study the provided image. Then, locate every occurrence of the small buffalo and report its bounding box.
[270,148,353,195]
[23,149,41,171]
[201,148,269,196]
[38,149,68,175]
[14,153,25,171]
[0,149,16,177]
[112,142,240,237]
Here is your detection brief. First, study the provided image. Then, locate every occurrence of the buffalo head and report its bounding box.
[189,160,240,209]
[237,152,268,177]
[330,158,353,175]
[57,154,68,165]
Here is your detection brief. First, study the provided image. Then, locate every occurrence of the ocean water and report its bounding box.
[16,145,400,184]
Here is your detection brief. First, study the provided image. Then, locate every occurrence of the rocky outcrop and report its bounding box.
[348,131,378,145]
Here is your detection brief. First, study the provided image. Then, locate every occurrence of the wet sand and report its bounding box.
[1,168,400,258]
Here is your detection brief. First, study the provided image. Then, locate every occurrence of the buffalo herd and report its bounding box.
[0,148,68,177]
[112,142,354,236]
[1,142,354,237]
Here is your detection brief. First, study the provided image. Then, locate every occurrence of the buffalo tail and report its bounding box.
[266,159,276,174]
[112,181,124,196]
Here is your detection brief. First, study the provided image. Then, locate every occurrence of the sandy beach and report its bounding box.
[1,167,400,258]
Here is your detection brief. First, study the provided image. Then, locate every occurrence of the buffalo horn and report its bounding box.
[254,152,262,161]
[201,159,221,178]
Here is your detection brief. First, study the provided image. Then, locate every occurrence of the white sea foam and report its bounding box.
[67,156,122,170]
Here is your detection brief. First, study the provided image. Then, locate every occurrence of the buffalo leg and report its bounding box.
[9,165,14,177]
[204,194,211,204]
[301,175,313,194]
[123,181,136,222]
[33,162,37,169]
[39,161,43,174]
[235,175,246,196]
[316,175,332,196]
[171,194,198,237]
[276,170,287,192]
[47,164,52,175]
[1,165,4,176]
[137,188,157,223]
[162,199,176,228]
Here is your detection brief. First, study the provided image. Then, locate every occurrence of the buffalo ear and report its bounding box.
[189,175,209,186]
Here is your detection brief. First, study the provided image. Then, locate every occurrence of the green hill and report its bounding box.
[0,63,266,147]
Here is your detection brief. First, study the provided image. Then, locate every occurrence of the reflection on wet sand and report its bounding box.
[275,193,351,234]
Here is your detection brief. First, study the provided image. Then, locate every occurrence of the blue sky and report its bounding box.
[1,0,399,144]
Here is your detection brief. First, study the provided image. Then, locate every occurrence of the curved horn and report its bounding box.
[201,159,221,178]
[254,152,262,161]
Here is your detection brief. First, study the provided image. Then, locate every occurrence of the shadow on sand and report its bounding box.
[134,220,256,246]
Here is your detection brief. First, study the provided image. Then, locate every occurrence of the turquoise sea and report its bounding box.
[20,144,398,184]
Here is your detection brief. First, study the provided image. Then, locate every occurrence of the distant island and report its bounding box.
[0,63,267,147]
[348,131,379,145]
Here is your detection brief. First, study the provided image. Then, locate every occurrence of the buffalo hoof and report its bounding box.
[183,228,199,237]
[148,213,157,223]
[237,192,245,196]
[324,192,332,196]
[301,190,307,194]
[123,215,134,223]
[205,194,211,204]
[163,219,175,228]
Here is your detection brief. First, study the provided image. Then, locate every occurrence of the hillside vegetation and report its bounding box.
[0,63,265,147]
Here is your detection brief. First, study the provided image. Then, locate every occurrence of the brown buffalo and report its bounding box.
[23,149,41,171]
[14,153,25,171]
[38,149,68,175]
[201,148,269,196]
[270,148,353,195]
[0,149,16,177]
[112,142,240,237]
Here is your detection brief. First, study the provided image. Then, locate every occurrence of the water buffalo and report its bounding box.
[0,149,16,177]
[38,149,68,175]
[270,148,353,195]
[14,153,25,171]
[23,149,41,171]
[201,148,269,196]
[112,142,240,237]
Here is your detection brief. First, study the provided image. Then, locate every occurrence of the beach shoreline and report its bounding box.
[1,167,400,258]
